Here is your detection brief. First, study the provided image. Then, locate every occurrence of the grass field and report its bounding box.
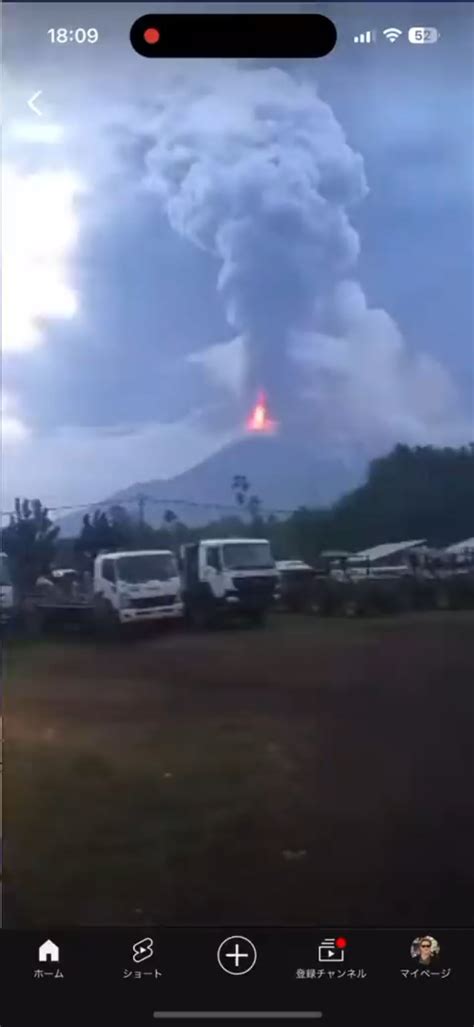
[4,611,473,928]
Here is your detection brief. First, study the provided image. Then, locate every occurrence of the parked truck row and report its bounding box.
[277,549,474,616]
[2,536,474,635]
[3,538,280,634]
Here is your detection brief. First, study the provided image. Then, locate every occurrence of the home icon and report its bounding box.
[38,939,60,963]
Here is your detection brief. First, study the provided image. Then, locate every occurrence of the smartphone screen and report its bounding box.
[1,3,473,1025]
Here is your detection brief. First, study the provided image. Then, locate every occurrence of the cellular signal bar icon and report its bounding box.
[354,30,376,44]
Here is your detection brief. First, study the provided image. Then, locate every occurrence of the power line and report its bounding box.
[1,493,303,520]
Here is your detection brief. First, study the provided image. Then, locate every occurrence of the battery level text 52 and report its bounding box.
[408,27,439,44]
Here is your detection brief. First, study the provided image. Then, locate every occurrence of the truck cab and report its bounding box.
[180,538,278,626]
[276,559,315,612]
[0,552,15,623]
[93,549,183,626]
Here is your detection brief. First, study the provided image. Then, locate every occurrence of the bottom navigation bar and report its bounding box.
[0,927,470,1027]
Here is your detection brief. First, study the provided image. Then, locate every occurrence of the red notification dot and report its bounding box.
[144,27,160,45]
[336,937,347,949]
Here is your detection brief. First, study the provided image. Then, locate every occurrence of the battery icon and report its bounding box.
[408,27,439,44]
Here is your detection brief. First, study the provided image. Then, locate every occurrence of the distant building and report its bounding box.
[349,539,426,567]
[445,537,474,554]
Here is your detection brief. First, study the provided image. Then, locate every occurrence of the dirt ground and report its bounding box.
[3,611,474,928]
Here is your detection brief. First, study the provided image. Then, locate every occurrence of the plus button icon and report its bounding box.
[226,943,248,968]
[217,936,258,976]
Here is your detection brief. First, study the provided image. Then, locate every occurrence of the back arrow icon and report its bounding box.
[28,91,43,116]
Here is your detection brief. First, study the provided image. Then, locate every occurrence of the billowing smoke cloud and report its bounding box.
[294,280,468,450]
[139,65,367,424]
[135,63,469,450]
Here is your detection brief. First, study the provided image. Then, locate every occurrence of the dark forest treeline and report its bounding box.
[294,442,474,557]
[3,444,474,587]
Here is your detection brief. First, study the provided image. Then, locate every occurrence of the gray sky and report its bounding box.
[2,2,473,513]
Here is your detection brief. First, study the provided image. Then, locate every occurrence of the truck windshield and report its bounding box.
[0,556,12,586]
[222,543,274,571]
[116,553,178,583]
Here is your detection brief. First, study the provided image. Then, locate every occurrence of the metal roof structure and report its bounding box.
[197,538,271,546]
[320,550,352,559]
[276,560,313,571]
[98,549,175,559]
[349,539,426,563]
[445,537,474,553]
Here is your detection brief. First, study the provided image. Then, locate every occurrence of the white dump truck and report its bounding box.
[180,537,279,627]
[29,549,183,632]
[0,552,15,624]
[92,549,183,627]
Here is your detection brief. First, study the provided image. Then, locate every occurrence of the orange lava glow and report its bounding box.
[246,392,277,433]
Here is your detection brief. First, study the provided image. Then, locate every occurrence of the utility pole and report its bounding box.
[137,493,146,528]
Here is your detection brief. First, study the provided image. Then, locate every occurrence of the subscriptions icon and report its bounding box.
[318,937,347,963]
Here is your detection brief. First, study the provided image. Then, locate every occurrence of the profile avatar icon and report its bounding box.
[410,935,440,966]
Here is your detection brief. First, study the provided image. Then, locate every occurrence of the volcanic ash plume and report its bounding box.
[138,64,468,450]
[141,66,367,424]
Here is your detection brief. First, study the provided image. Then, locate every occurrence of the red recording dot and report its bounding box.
[336,937,347,949]
[144,27,160,45]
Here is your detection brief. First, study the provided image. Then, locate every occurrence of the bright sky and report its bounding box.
[3,166,80,354]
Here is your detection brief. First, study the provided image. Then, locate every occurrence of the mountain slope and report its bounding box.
[59,432,363,536]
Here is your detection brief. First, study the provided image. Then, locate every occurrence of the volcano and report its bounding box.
[58,431,363,536]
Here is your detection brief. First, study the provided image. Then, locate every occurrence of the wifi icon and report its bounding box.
[383,27,403,42]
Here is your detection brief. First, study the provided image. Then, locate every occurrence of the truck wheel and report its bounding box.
[342,596,359,618]
[94,598,120,638]
[23,604,44,638]
[106,605,122,638]
[247,609,266,627]
[396,583,412,613]
[187,604,212,630]
[435,586,451,611]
